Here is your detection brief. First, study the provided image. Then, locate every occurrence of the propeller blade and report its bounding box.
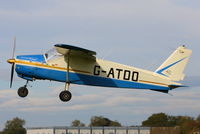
[12,37,16,59]
[10,63,15,88]
[10,37,16,88]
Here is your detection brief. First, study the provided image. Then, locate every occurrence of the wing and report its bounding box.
[54,44,96,60]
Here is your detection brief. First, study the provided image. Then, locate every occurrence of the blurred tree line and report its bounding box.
[142,113,200,134]
[71,116,121,127]
[0,114,200,134]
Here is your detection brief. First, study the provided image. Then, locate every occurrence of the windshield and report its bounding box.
[44,48,62,61]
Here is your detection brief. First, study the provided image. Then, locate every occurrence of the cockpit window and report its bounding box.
[44,48,62,61]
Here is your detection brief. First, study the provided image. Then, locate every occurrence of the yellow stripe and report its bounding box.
[139,80,168,87]
[14,60,91,74]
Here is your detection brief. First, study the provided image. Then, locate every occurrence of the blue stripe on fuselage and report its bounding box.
[15,64,170,91]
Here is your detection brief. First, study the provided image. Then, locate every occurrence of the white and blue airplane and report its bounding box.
[7,41,192,102]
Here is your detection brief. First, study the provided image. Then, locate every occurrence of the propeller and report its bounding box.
[10,62,15,88]
[8,37,16,88]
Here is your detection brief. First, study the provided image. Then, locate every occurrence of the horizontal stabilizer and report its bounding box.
[168,84,187,89]
[150,89,169,93]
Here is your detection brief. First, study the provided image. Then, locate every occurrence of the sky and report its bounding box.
[0,0,200,130]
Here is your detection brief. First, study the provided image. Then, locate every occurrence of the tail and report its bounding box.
[155,45,192,81]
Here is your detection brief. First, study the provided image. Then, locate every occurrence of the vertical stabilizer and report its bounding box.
[155,46,192,81]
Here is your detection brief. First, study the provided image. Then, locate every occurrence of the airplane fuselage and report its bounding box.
[12,54,178,92]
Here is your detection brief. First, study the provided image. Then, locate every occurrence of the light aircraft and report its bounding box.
[7,39,192,102]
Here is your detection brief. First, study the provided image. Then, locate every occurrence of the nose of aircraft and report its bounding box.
[7,55,46,64]
[7,58,15,64]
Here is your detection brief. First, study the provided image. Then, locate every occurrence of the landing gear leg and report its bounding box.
[59,51,72,102]
[18,80,29,98]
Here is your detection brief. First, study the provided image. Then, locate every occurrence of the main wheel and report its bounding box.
[59,91,72,102]
[18,87,28,97]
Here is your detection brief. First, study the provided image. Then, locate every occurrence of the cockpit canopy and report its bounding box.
[44,48,62,61]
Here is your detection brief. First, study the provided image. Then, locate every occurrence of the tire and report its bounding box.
[59,91,72,102]
[18,87,29,97]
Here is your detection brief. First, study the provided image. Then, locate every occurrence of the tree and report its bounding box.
[197,115,200,122]
[90,116,121,127]
[142,113,169,127]
[1,117,26,134]
[90,116,110,126]
[179,117,195,134]
[71,120,85,127]
[110,120,122,126]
